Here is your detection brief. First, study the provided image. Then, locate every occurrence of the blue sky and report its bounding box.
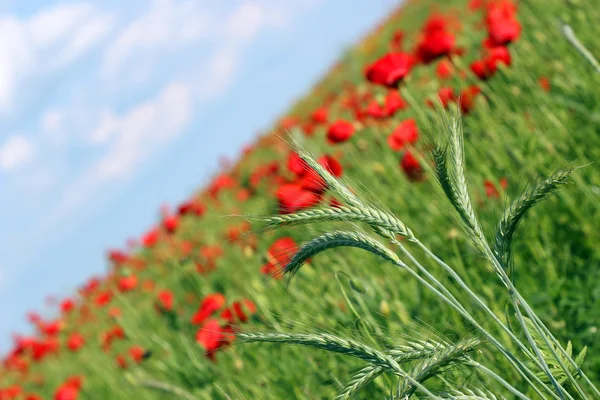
[0,0,399,351]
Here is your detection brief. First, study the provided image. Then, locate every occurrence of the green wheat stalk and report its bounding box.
[237,331,403,375]
[283,230,400,279]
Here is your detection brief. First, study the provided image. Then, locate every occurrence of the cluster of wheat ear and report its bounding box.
[239,111,598,399]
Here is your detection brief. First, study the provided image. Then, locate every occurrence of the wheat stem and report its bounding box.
[469,360,529,400]
[562,24,600,73]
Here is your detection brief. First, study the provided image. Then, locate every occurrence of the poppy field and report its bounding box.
[2,0,600,398]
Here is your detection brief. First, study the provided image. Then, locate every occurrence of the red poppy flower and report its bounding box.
[485,46,511,75]
[267,237,298,267]
[416,29,456,63]
[470,59,488,80]
[486,2,520,45]
[299,154,343,193]
[484,180,500,198]
[108,250,128,265]
[177,200,205,216]
[118,275,138,292]
[54,386,78,400]
[95,291,112,307]
[163,215,179,233]
[318,155,343,178]
[366,99,387,119]
[53,377,82,400]
[400,150,424,181]
[80,277,101,295]
[209,174,236,198]
[472,49,505,81]
[157,290,174,311]
[66,333,85,352]
[422,14,448,34]
[311,107,328,124]
[129,345,148,364]
[0,385,22,399]
[384,90,407,115]
[469,0,484,10]
[196,319,223,352]
[116,354,127,369]
[232,300,256,323]
[60,299,75,314]
[488,18,521,46]
[191,293,226,325]
[436,59,453,79]
[287,151,308,176]
[365,52,415,87]
[327,120,355,144]
[427,87,455,108]
[459,86,482,113]
[539,77,551,92]
[261,237,299,277]
[40,320,62,336]
[260,261,280,278]
[276,183,321,214]
[388,119,419,151]
[236,188,251,202]
[196,319,233,357]
[141,228,159,248]
[220,307,235,324]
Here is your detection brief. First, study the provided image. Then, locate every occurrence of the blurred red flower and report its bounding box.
[191,293,226,325]
[157,290,174,311]
[327,120,355,144]
[401,150,424,181]
[365,53,415,87]
[276,184,321,214]
[66,333,85,352]
[118,275,138,292]
[311,107,328,124]
[388,119,419,151]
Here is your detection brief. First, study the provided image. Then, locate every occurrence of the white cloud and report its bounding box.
[0,3,115,112]
[94,82,191,179]
[58,82,191,214]
[0,135,35,171]
[42,109,64,132]
[102,0,212,77]
[89,111,118,145]
[0,17,35,110]
[226,2,266,40]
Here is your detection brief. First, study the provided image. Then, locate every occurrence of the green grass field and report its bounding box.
[2,0,599,398]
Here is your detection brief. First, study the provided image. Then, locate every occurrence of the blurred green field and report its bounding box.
[2,0,599,399]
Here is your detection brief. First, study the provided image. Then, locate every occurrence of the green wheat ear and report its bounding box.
[398,337,480,398]
[283,230,400,280]
[430,112,488,254]
[492,165,577,272]
[256,205,413,239]
[338,338,480,400]
[237,331,404,375]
